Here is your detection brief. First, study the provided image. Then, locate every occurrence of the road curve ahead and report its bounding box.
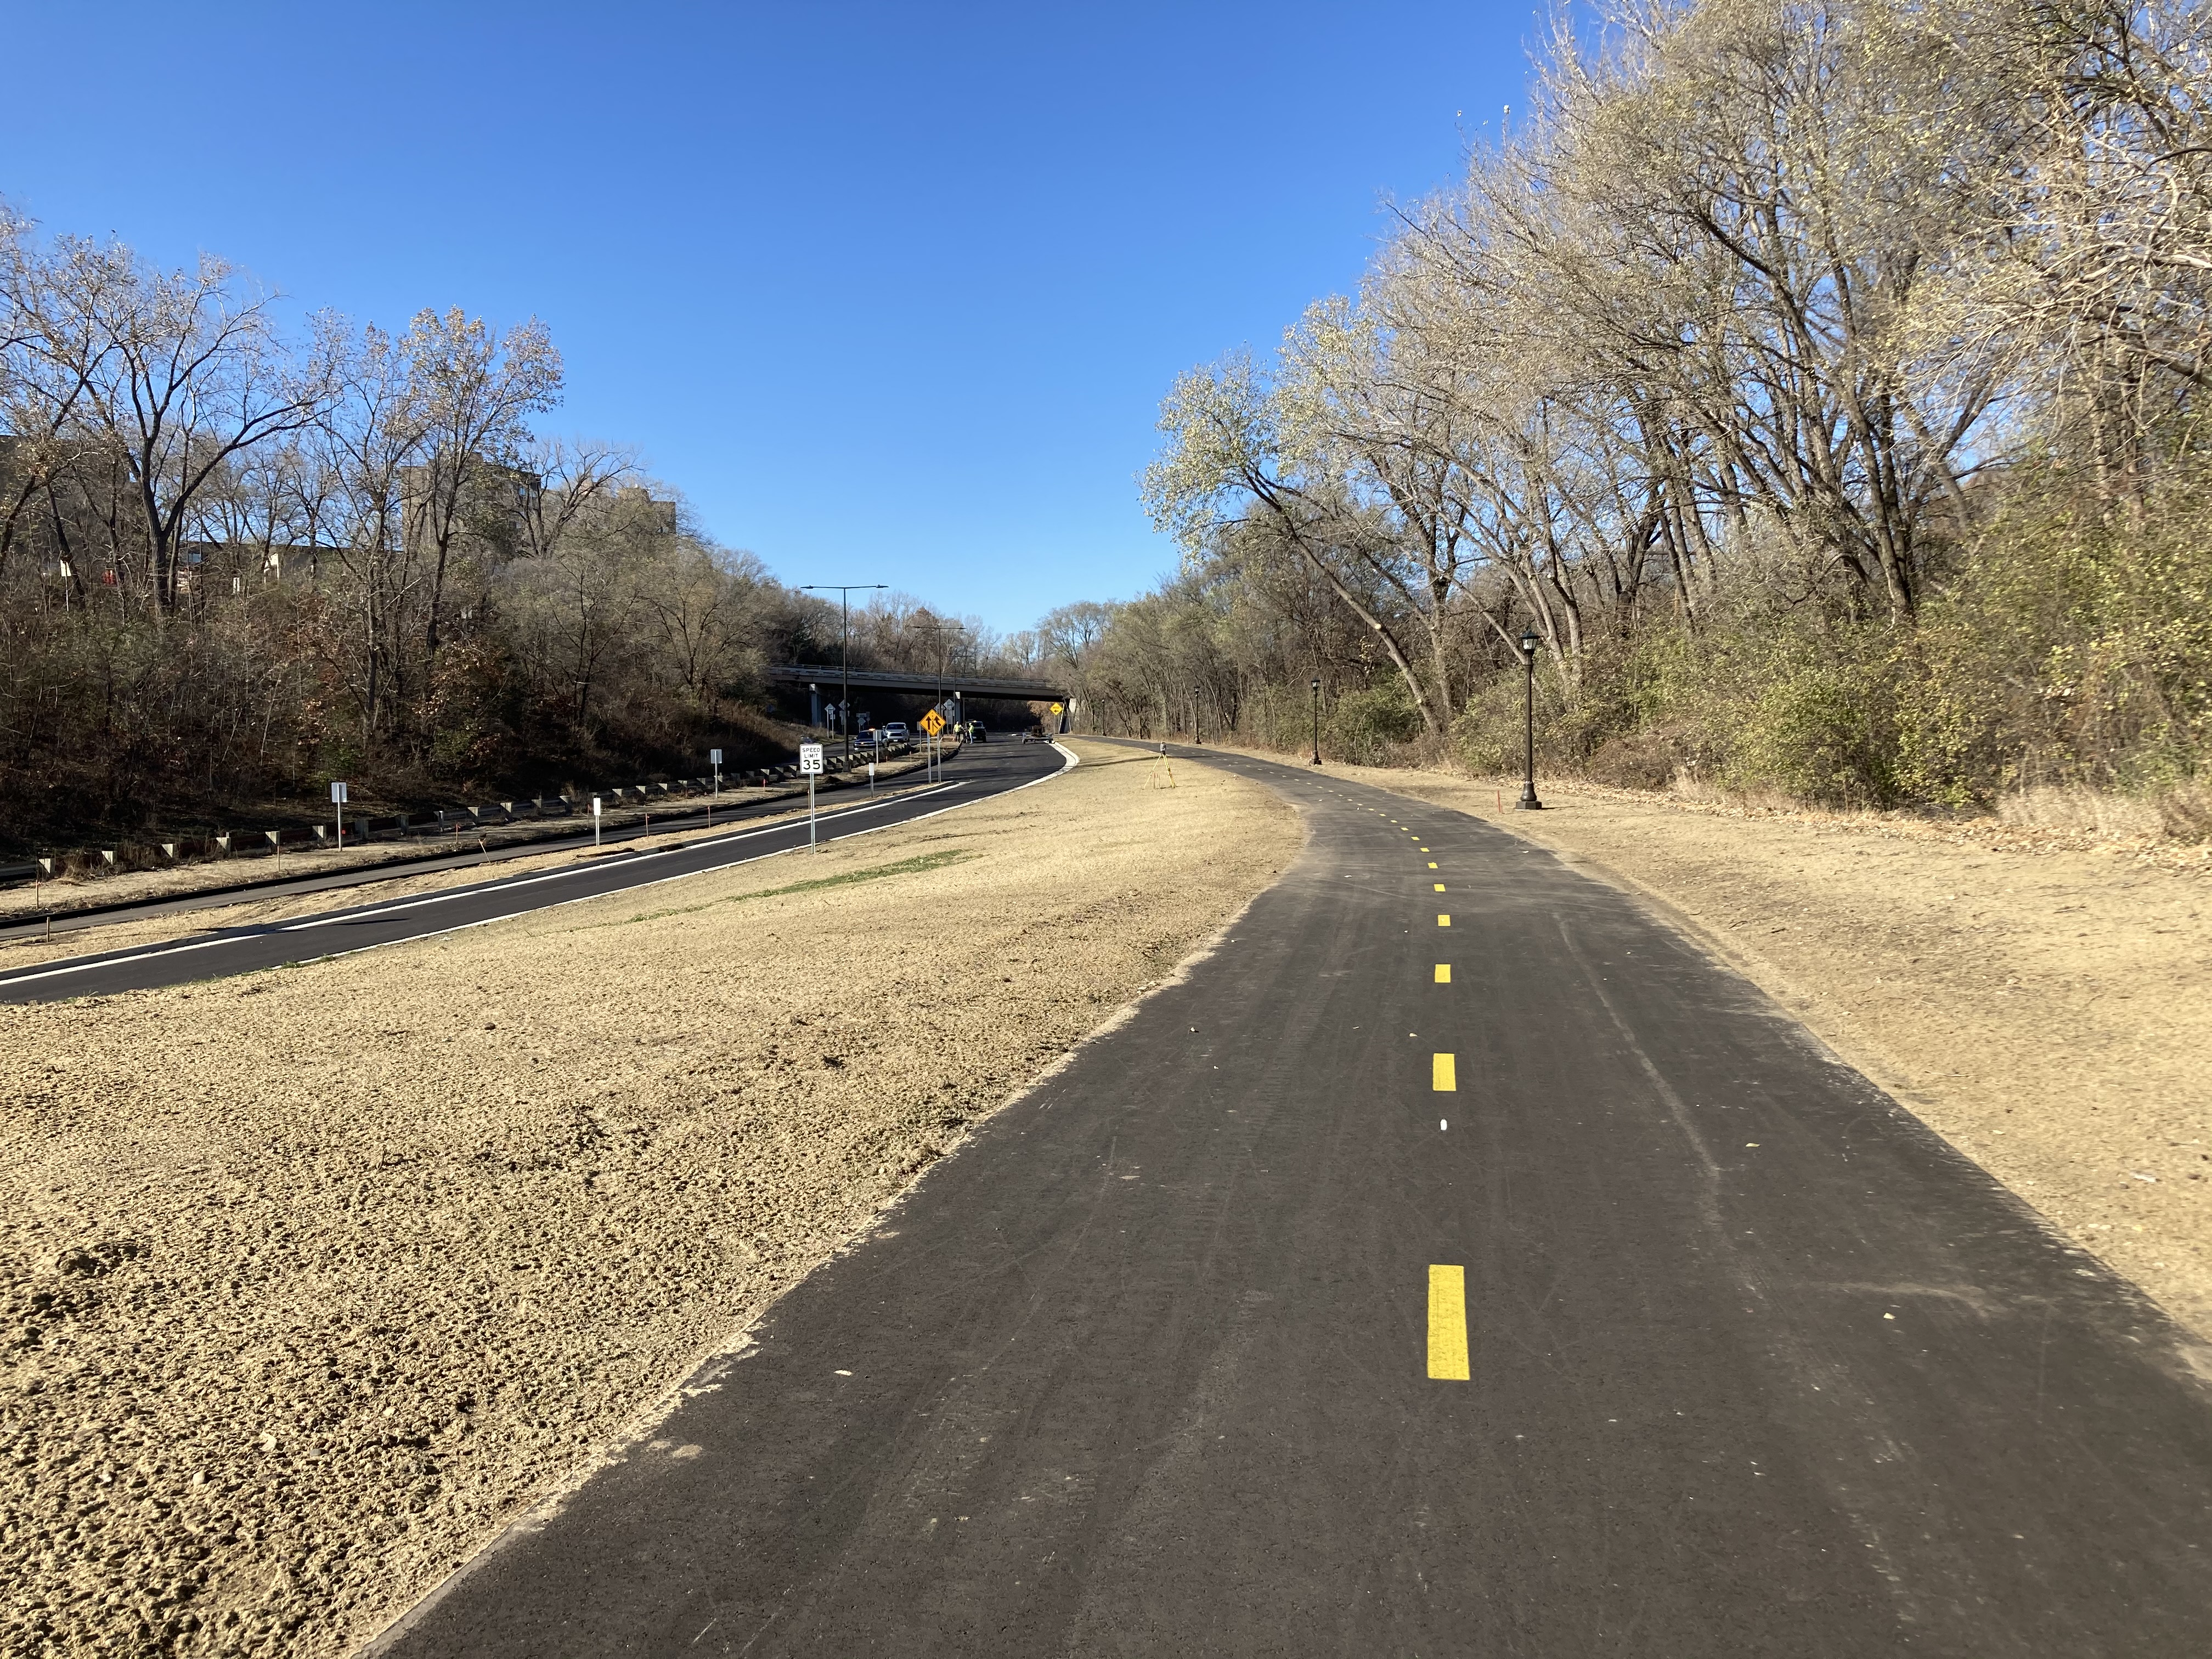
[372,744,2212,1657]
[0,741,1071,1004]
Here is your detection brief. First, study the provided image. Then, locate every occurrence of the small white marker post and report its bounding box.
[330,780,348,847]
[709,748,722,827]
[799,742,825,851]
[592,794,602,847]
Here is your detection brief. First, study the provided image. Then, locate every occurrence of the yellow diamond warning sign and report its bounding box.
[918,709,946,736]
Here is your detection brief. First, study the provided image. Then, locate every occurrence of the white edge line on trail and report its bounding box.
[5,749,1080,991]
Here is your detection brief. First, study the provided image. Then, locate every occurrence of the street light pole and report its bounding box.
[1516,628,1544,810]
[1310,678,1322,766]
[801,583,888,761]
[911,615,962,766]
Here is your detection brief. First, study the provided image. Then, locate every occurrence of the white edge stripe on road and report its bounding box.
[0,783,963,988]
[273,781,964,928]
[2,749,1076,990]
[255,743,1082,975]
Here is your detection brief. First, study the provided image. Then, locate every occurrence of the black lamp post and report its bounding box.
[1310,678,1322,765]
[1516,628,1544,810]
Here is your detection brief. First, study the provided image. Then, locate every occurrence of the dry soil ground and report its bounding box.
[0,742,1300,1658]
[1289,753,2212,1343]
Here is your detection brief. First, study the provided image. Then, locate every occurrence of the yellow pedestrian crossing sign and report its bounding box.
[919,708,946,736]
[1050,702,1063,714]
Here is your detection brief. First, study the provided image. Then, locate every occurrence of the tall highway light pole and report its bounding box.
[801,583,887,760]
[912,616,961,754]
[1517,628,1545,810]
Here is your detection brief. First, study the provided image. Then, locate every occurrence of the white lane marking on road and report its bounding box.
[262,771,1080,978]
[279,783,965,928]
[4,755,1075,989]
[0,783,966,988]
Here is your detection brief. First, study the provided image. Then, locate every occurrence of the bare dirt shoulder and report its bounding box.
[0,741,1301,1658]
[1294,752,2212,1339]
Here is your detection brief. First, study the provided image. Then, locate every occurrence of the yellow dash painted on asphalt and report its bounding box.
[1432,1053,1457,1091]
[1434,883,1446,892]
[1435,964,1451,983]
[1437,913,1451,927]
[1428,1266,1470,1380]
[1427,861,1437,868]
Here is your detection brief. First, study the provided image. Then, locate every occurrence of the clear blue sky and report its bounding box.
[1,1,1538,635]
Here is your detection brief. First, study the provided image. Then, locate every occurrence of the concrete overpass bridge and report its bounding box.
[765,664,1070,727]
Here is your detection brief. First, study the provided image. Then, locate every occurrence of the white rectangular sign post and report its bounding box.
[799,742,825,850]
[592,793,603,847]
[330,780,348,845]
[709,748,722,824]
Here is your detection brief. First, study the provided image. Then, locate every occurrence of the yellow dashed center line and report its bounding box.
[1434,883,1446,892]
[1434,963,1451,983]
[1432,1053,1456,1091]
[1428,1266,1470,1380]
[1427,862,1437,868]
[1437,913,1450,927]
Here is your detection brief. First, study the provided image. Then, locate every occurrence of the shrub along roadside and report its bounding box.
[1434,467,2212,831]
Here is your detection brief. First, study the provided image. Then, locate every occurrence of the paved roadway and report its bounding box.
[0,742,1070,1003]
[366,742,2212,1656]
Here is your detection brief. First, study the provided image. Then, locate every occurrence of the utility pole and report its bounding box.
[801,583,887,761]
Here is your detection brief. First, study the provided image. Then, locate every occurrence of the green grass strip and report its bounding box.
[596,847,976,928]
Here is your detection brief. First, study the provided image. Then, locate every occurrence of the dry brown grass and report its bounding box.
[0,742,1300,1658]
[1995,779,2212,843]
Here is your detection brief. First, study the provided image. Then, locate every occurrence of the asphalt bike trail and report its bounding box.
[346,743,2209,1655]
